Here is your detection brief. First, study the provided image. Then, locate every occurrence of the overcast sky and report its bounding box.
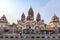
[0,0,60,24]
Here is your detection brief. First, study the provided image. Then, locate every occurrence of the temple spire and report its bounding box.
[36,12,41,22]
[21,13,25,22]
[27,7,34,21]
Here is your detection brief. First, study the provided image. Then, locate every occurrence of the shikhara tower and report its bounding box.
[27,7,34,21]
[0,15,9,32]
[21,13,25,22]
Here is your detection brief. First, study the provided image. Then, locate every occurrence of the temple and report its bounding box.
[44,14,60,34]
[17,7,45,34]
[0,7,60,34]
[0,15,9,33]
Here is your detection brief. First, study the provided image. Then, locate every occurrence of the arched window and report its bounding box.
[35,26,40,33]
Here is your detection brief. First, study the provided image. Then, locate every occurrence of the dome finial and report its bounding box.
[38,12,40,14]
[30,5,32,8]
